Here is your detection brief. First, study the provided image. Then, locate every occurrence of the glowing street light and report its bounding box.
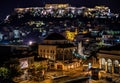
[29,41,33,45]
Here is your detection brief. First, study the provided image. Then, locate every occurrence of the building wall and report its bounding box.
[45,4,69,8]
[96,51,120,74]
[55,60,81,70]
[82,50,120,74]
[56,47,77,61]
[38,45,57,60]
[19,56,34,69]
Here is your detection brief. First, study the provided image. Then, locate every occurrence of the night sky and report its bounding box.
[0,0,119,20]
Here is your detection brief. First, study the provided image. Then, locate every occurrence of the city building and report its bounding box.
[84,45,120,75]
[45,4,69,8]
[38,33,81,70]
[97,49,120,74]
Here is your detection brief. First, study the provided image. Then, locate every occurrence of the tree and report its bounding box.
[8,59,22,78]
[0,67,10,82]
[0,59,22,83]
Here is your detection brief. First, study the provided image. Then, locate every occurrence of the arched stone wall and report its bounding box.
[101,58,106,70]
[107,59,112,73]
[98,53,120,74]
[113,60,119,73]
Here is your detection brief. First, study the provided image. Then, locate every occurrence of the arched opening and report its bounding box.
[107,59,112,73]
[114,60,119,73]
[57,65,63,70]
[101,58,106,70]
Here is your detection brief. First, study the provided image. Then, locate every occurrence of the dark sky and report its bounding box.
[0,0,119,20]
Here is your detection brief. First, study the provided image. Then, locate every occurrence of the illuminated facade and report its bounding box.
[38,33,76,61]
[84,6,111,18]
[65,29,78,41]
[38,45,57,60]
[38,33,81,70]
[45,4,69,8]
[54,60,81,70]
[87,50,120,74]
[97,50,120,74]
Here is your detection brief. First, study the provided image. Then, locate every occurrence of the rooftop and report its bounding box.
[45,33,66,40]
